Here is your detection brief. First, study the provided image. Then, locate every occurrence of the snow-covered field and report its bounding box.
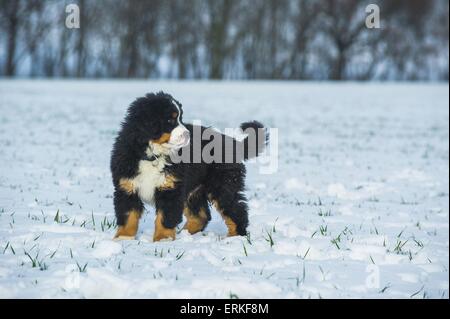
[0,80,448,299]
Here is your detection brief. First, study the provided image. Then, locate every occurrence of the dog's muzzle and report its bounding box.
[168,125,190,149]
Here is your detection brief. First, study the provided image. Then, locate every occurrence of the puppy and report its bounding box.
[110,92,266,241]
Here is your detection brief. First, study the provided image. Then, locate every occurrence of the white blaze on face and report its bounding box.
[168,100,190,149]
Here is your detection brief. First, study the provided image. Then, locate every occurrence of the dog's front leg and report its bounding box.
[113,188,144,240]
[153,189,184,242]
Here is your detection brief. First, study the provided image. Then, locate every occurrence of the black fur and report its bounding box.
[110,92,266,237]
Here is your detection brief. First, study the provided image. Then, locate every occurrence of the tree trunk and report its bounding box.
[5,1,19,76]
[76,0,86,77]
[332,54,346,80]
[208,0,232,79]
[331,39,347,80]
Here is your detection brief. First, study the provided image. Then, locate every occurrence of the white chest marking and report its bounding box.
[132,159,167,204]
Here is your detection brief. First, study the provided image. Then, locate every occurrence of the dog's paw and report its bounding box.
[113,235,135,241]
[153,231,176,242]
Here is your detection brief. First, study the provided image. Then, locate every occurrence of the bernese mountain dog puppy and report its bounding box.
[110,92,266,241]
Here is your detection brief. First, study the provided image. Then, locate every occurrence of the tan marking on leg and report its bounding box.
[153,211,176,242]
[211,199,238,237]
[183,207,208,234]
[151,133,171,145]
[114,209,141,240]
[222,215,238,236]
[119,178,135,195]
[158,174,178,191]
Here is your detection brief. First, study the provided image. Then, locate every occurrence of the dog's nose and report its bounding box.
[169,126,190,148]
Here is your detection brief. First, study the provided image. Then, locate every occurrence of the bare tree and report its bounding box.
[163,0,202,79]
[234,0,266,79]
[111,0,162,78]
[205,0,236,79]
[1,0,21,76]
[319,0,369,80]
[22,1,52,77]
[289,0,321,79]
[233,0,290,79]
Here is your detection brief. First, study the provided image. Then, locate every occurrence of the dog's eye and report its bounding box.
[167,119,176,125]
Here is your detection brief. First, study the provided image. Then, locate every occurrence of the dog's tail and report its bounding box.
[240,121,269,160]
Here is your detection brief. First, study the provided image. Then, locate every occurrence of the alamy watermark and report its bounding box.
[366,4,381,29]
[166,121,278,175]
[65,3,381,30]
[65,4,80,29]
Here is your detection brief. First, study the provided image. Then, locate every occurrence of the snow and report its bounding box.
[0,80,448,299]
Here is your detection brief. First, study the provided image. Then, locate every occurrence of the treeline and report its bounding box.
[0,0,448,80]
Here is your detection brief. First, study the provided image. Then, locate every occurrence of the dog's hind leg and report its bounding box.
[207,167,249,237]
[113,189,144,240]
[153,189,184,241]
[209,194,248,237]
[183,187,211,234]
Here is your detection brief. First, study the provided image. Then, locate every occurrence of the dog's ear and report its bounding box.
[132,117,160,144]
[131,130,156,147]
